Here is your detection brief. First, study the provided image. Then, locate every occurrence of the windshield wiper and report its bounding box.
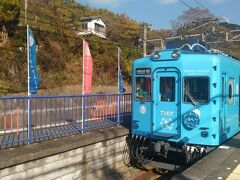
[185,90,198,106]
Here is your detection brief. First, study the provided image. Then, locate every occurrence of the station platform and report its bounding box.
[173,133,240,180]
[0,125,129,170]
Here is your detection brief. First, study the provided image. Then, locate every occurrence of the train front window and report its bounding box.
[135,77,151,101]
[160,77,175,102]
[184,77,209,104]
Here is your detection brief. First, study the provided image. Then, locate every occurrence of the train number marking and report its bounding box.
[160,110,174,117]
[160,110,174,130]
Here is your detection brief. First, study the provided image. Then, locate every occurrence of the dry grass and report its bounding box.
[7,84,132,96]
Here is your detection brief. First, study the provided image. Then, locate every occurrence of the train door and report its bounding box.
[152,69,180,138]
[221,74,226,134]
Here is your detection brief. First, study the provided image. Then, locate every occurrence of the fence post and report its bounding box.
[81,95,86,133]
[28,96,32,144]
[117,94,120,125]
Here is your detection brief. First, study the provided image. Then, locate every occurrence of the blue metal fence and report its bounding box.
[0,94,132,149]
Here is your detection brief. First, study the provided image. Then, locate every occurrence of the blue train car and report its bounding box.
[130,39,240,169]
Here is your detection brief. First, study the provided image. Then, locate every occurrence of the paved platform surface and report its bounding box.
[0,119,119,149]
[173,133,240,180]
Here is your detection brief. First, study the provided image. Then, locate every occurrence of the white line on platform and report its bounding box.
[218,145,230,149]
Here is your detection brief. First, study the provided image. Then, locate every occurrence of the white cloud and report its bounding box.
[159,0,178,5]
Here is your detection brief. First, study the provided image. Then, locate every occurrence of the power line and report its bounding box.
[179,0,215,21]
[23,1,143,32]
[193,0,215,18]
[179,0,194,10]
[193,0,208,11]
[0,13,141,51]
[33,28,141,50]
[0,11,71,34]
[33,25,141,50]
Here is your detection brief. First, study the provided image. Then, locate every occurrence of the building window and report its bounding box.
[81,23,88,31]
[184,77,209,104]
[228,78,234,104]
[94,23,104,34]
[160,77,175,102]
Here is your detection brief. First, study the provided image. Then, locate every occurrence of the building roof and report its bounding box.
[80,16,101,22]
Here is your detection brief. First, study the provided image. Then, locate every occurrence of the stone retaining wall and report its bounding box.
[0,127,129,179]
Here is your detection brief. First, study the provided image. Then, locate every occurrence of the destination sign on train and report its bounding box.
[136,68,151,75]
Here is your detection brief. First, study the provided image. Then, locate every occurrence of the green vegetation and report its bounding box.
[0,0,20,35]
[0,0,151,95]
[0,1,239,95]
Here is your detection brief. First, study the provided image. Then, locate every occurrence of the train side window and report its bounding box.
[228,78,234,104]
[135,77,151,101]
[184,77,209,104]
[160,77,175,102]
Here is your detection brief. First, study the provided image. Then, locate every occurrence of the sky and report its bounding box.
[76,0,240,30]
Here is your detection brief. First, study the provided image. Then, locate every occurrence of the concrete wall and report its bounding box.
[0,126,130,180]
[0,135,127,180]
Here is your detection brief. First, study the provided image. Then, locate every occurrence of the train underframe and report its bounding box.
[125,134,215,171]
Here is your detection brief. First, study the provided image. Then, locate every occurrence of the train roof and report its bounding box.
[133,49,240,68]
[166,39,209,50]
[149,39,240,62]
[150,49,239,62]
[143,39,240,62]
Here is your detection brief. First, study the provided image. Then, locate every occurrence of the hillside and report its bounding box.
[0,1,239,95]
[0,0,169,95]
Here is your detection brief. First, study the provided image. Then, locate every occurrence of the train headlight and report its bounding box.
[139,105,147,114]
[153,51,161,59]
[171,50,180,58]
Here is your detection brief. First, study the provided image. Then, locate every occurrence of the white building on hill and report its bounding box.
[78,16,106,39]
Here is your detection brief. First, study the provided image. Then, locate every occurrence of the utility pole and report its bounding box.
[143,23,147,57]
[226,30,228,41]
[25,0,28,24]
[25,0,31,144]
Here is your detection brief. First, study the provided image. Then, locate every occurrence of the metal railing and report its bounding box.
[0,94,132,149]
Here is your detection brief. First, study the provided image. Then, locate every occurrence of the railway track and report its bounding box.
[132,168,167,180]
[133,168,156,180]
[132,167,177,180]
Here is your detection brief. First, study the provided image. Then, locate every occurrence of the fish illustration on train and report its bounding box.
[127,38,240,170]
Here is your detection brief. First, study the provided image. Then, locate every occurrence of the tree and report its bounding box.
[0,25,8,47]
[0,0,20,35]
[171,7,214,32]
